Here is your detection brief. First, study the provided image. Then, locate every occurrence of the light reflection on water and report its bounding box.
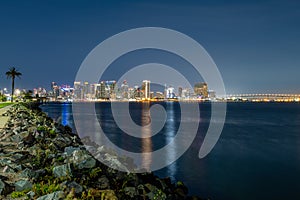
[61,103,70,126]
[165,102,177,180]
[141,102,152,171]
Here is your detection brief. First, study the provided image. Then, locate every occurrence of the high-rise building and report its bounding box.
[178,87,183,98]
[94,83,101,99]
[128,88,134,99]
[155,92,164,99]
[51,82,59,99]
[99,81,107,99]
[142,80,150,99]
[166,86,175,99]
[208,90,216,99]
[133,85,141,99]
[106,80,117,99]
[194,82,208,98]
[74,81,83,100]
[121,80,129,99]
[89,84,96,99]
[83,82,89,99]
[181,88,191,98]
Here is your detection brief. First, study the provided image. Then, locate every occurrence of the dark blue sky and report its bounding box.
[0,0,299,94]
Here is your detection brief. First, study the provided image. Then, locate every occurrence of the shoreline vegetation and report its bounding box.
[0,102,206,200]
[0,102,14,109]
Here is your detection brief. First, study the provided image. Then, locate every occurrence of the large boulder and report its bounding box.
[69,150,96,169]
[36,191,65,200]
[53,164,72,178]
[14,179,33,191]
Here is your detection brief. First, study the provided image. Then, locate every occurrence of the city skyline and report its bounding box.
[3,79,300,103]
[0,1,300,94]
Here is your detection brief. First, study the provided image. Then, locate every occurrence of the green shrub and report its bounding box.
[10,189,30,198]
[33,180,61,197]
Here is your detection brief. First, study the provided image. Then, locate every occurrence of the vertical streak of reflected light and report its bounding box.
[166,102,177,179]
[61,103,69,126]
[141,102,153,171]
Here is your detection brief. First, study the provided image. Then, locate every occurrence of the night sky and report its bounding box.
[0,0,299,94]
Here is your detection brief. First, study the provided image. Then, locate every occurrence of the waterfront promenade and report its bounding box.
[0,104,12,129]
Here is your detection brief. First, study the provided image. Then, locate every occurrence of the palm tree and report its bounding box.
[6,67,22,102]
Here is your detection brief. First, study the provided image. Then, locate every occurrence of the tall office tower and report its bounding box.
[83,82,89,99]
[178,87,183,98]
[142,80,151,99]
[128,87,134,99]
[133,85,141,99]
[182,88,191,98]
[99,81,107,99]
[121,80,129,99]
[73,81,83,100]
[208,90,216,99]
[51,82,59,99]
[194,82,208,98]
[94,83,101,99]
[105,80,117,99]
[89,83,96,98]
[166,86,175,99]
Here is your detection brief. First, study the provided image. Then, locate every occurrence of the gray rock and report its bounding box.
[97,145,106,153]
[10,134,22,143]
[70,150,96,169]
[53,164,72,178]
[97,176,110,189]
[124,187,137,198]
[35,169,46,178]
[13,126,21,134]
[19,131,30,139]
[11,153,24,160]
[14,179,33,191]
[2,166,15,173]
[0,179,6,194]
[2,161,21,171]
[64,181,83,194]
[103,153,129,172]
[64,146,80,156]
[53,136,72,149]
[0,158,12,166]
[85,145,97,154]
[27,190,35,199]
[19,168,37,179]
[36,191,65,200]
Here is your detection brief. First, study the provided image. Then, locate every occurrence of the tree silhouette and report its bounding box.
[6,67,22,102]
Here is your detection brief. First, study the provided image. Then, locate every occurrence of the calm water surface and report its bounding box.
[41,102,300,200]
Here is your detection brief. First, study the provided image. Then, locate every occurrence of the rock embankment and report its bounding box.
[0,103,205,200]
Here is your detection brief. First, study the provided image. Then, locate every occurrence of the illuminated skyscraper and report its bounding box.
[83,82,89,99]
[178,87,183,98]
[73,81,83,99]
[121,80,129,99]
[142,80,150,99]
[51,82,59,99]
[166,86,175,99]
[99,81,107,99]
[106,80,116,99]
[194,82,208,98]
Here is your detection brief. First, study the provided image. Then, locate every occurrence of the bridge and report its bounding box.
[225,94,300,102]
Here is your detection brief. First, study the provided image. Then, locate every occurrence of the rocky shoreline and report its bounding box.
[0,103,206,200]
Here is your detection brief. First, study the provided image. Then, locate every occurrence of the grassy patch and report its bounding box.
[0,102,14,109]
[33,180,61,197]
[11,189,30,198]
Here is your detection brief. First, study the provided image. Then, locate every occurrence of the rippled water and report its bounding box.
[41,102,300,200]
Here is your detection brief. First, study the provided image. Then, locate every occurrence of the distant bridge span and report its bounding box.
[227,94,300,97]
[226,94,300,101]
